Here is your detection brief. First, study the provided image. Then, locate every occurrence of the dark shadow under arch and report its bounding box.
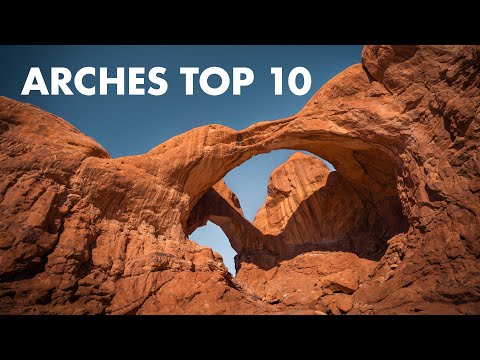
[185,147,409,273]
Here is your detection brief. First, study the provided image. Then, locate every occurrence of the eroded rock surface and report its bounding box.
[0,45,479,314]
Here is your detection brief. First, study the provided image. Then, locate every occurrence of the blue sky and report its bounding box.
[0,45,363,274]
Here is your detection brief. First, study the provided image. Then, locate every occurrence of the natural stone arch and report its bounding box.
[1,45,478,315]
[115,63,410,261]
[184,148,408,267]
[68,45,480,313]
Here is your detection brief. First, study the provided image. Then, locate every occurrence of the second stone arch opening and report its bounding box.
[185,145,409,275]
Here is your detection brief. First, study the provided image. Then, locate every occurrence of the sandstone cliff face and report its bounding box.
[255,153,362,239]
[0,45,479,314]
[0,100,269,314]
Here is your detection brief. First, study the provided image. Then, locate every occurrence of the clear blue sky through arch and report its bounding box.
[0,45,363,274]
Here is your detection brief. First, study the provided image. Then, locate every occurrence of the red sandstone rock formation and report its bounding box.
[0,45,479,314]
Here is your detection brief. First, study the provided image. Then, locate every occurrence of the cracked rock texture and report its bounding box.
[0,45,479,314]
